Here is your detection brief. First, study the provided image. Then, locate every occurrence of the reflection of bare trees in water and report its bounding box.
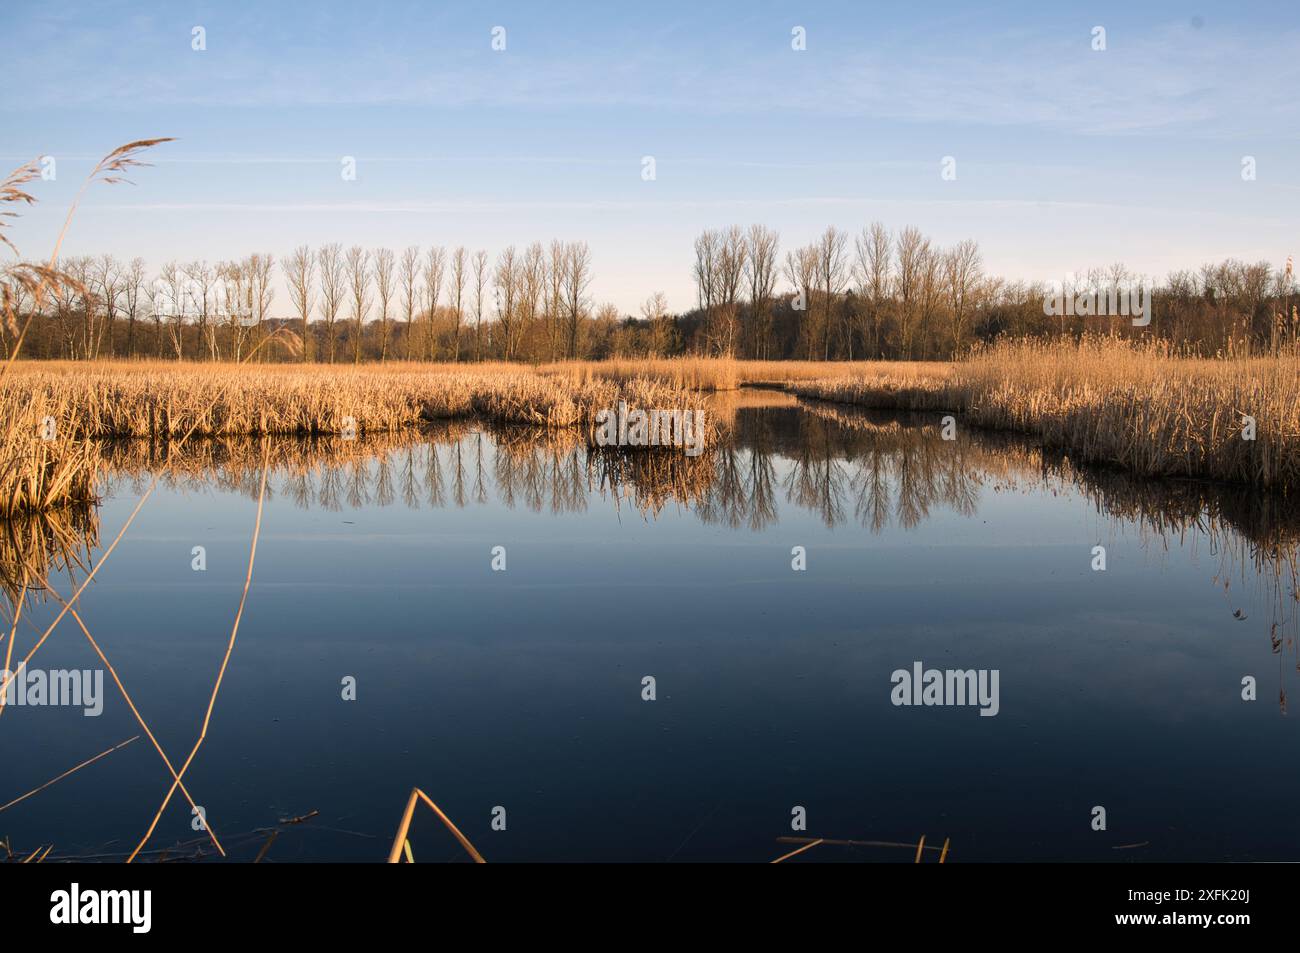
[319,462,343,512]
[85,410,1002,534]
[490,428,587,514]
[400,448,421,509]
[31,408,1300,553]
[9,403,1300,710]
[555,446,588,515]
[473,434,488,506]
[64,405,1300,559]
[852,451,891,533]
[698,445,750,528]
[777,404,986,530]
[423,442,444,508]
[784,439,848,528]
[449,439,467,508]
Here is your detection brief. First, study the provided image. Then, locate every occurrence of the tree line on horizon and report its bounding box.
[4,225,1297,363]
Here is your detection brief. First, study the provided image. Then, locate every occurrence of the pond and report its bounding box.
[3,391,1298,862]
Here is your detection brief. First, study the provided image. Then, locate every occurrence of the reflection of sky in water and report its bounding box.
[4,405,1298,862]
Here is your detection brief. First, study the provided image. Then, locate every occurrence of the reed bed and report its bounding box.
[789,337,1300,491]
[541,357,939,391]
[0,391,102,517]
[0,362,713,514]
[6,340,1299,515]
[787,367,956,411]
[6,361,706,437]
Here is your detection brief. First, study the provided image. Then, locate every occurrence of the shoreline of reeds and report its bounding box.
[0,362,717,516]
[4,338,1299,515]
[786,337,1300,492]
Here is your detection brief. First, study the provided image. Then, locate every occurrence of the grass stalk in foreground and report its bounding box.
[127,439,271,862]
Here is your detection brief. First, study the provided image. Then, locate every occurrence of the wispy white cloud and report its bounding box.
[5,5,1297,137]
[79,197,1288,226]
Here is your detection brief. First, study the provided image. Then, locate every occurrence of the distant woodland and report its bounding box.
[6,224,1297,362]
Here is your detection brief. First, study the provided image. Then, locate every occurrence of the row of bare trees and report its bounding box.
[692,224,987,359]
[281,240,597,363]
[10,253,278,361]
[690,224,1298,359]
[7,239,599,363]
[6,227,1297,362]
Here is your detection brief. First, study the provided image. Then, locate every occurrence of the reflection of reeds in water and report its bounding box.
[790,337,1300,491]
[69,401,1300,563]
[1,363,714,514]
[747,402,1004,531]
[589,444,716,518]
[5,398,1300,859]
[802,401,1300,711]
[95,425,473,507]
[88,424,710,520]
[0,507,99,614]
[7,362,712,438]
[7,400,1298,704]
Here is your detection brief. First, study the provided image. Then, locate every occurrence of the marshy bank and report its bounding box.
[510,340,1300,492]
[3,337,1298,517]
[783,338,1300,492]
[1,362,715,516]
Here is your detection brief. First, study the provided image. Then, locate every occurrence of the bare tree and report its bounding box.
[918,244,944,359]
[158,260,187,359]
[853,223,891,359]
[145,268,165,357]
[718,226,748,305]
[422,246,446,361]
[693,230,719,313]
[520,241,545,361]
[317,243,345,362]
[493,245,520,360]
[546,240,567,361]
[692,228,720,355]
[122,256,147,358]
[219,259,250,361]
[563,241,591,359]
[345,246,371,363]
[448,247,466,361]
[398,245,419,360]
[815,226,848,359]
[593,302,620,357]
[710,226,748,356]
[373,247,395,360]
[247,253,275,359]
[943,238,982,357]
[784,245,818,358]
[642,291,672,356]
[744,225,779,358]
[93,254,121,359]
[894,226,929,359]
[471,249,488,360]
[182,261,216,359]
[285,245,315,362]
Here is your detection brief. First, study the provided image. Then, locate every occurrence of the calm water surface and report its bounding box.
[4,392,1299,862]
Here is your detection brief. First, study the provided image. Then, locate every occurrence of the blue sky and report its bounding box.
[3,0,1297,314]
